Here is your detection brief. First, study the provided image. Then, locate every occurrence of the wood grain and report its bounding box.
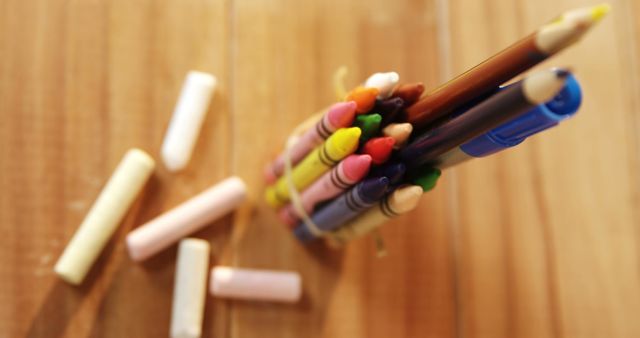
[1,0,639,337]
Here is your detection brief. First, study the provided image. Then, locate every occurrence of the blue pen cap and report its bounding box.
[461,74,582,157]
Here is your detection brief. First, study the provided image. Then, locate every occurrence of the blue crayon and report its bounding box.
[434,74,581,168]
[293,177,389,242]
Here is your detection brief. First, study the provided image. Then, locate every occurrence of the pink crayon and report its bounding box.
[278,154,372,227]
[264,101,357,184]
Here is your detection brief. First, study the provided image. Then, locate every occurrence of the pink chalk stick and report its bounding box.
[126,177,246,261]
[210,267,302,303]
[264,101,357,183]
[277,154,371,227]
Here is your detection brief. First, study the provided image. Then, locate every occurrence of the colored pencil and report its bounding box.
[403,4,609,130]
[399,68,571,170]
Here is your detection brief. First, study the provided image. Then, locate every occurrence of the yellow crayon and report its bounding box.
[265,127,361,208]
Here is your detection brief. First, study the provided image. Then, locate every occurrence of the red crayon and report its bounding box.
[362,136,396,165]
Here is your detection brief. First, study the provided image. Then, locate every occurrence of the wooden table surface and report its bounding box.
[2,0,640,337]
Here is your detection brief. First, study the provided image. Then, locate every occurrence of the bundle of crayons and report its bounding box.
[264,4,609,246]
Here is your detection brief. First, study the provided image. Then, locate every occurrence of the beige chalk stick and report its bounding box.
[126,176,246,262]
[54,149,155,285]
[210,267,302,303]
[170,239,210,338]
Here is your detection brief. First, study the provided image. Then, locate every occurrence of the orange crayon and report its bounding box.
[345,87,379,114]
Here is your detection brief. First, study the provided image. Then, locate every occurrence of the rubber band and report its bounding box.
[333,66,348,101]
[372,229,387,257]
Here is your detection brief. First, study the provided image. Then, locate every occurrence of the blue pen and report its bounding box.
[293,177,389,242]
[434,74,581,168]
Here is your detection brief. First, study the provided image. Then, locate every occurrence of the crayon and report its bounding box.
[170,239,210,338]
[368,162,406,186]
[411,167,442,192]
[162,71,217,172]
[278,154,372,227]
[364,72,400,99]
[293,177,389,242]
[399,69,571,170]
[404,4,609,130]
[329,168,441,245]
[362,136,396,165]
[435,73,581,168]
[354,113,382,142]
[265,127,361,208]
[345,87,379,114]
[329,185,424,245]
[126,177,247,261]
[264,101,357,183]
[373,97,404,126]
[382,123,413,149]
[391,83,425,107]
[54,149,155,285]
[210,267,302,303]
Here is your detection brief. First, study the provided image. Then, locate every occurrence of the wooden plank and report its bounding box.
[0,0,230,336]
[447,1,640,337]
[227,0,456,337]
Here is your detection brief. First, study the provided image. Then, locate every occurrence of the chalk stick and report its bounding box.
[126,176,246,261]
[162,71,217,172]
[210,267,301,303]
[170,239,210,338]
[54,149,155,285]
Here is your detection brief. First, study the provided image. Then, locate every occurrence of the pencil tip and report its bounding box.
[554,68,571,78]
[591,3,611,21]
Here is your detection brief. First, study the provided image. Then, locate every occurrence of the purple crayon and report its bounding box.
[265,101,358,183]
[278,154,372,227]
[293,176,389,242]
[368,162,406,186]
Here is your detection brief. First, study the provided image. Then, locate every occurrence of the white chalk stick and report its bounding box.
[170,239,210,338]
[162,71,217,172]
[54,149,155,285]
[210,267,302,303]
[126,176,246,262]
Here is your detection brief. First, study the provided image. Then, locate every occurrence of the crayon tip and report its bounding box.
[383,123,413,147]
[327,101,357,128]
[412,167,442,192]
[365,72,400,99]
[329,127,362,156]
[363,136,396,165]
[358,177,390,203]
[342,126,362,139]
[388,185,424,214]
[342,154,372,182]
[379,162,406,185]
[346,87,380,113]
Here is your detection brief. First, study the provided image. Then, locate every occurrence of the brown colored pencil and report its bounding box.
[403,4,610,130]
